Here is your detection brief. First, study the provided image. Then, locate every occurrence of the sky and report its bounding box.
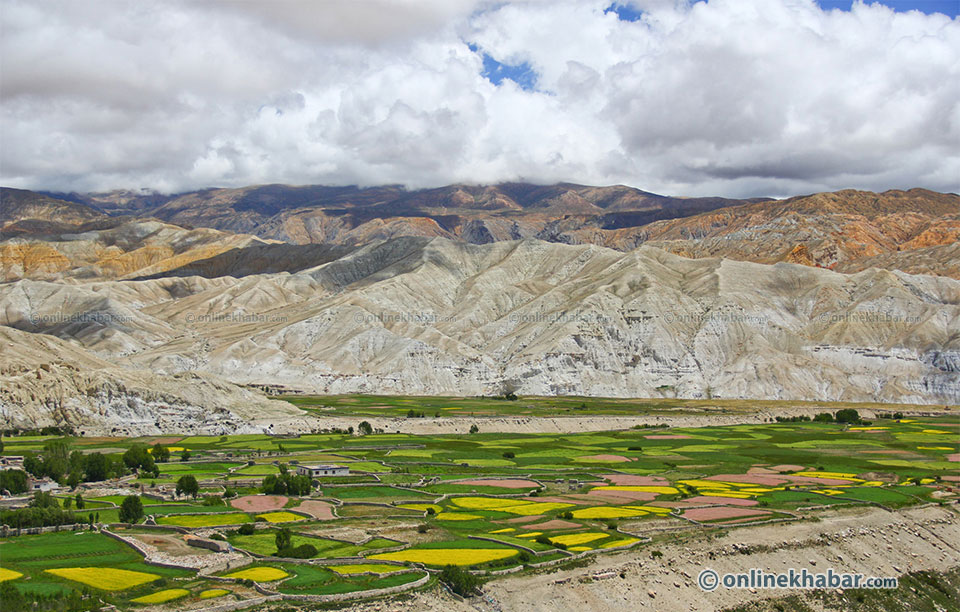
[1,0,958,198]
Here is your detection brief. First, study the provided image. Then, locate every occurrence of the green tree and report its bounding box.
[835,408,860,424]
[469,424,479,434]
[358,421,373,435]
[119,495,144,524]
[0,469,28,494]
[181,449,192,462]
[42,438,71,480]
[29,491,58,508]
[813,412,834,422]
[84,452,109,482]
[176,475,199,499]
[123,444,155,473]
[75,492,85,509]
[151,443,170,463]
[275,527,292,553]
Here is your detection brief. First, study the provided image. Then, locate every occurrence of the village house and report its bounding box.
[295,464,349,478]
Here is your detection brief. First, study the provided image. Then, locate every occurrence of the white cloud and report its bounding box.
[1,0,957,197]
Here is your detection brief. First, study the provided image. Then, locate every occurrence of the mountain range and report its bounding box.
[3,183,958,282]
[1,183,957,434]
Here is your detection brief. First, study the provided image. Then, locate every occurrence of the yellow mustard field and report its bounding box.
[435,512,484,521]
[131,588,190,604]
[370,548,518,566]
[0,568,23,582]
[549,532,609,546]
[224,567,290,581]
[45,567,159,591]
[256,511,304,523]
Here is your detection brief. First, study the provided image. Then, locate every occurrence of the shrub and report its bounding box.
[238,523,256,535]
[502,451,515,459]
[277,544,317,559]
[439,564,480,597]
[469,424,480,434]
[651,550,663,559]
[417,523,430,533]
[813,412,834,422]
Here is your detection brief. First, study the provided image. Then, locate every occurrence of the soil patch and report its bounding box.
[683,506,772,521]
[230,495,288,513]
[297,500,336,520]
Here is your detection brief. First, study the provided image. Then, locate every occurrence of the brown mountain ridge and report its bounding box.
[2,183,957,281]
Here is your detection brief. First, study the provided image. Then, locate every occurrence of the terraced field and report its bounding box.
[1,411,956,610]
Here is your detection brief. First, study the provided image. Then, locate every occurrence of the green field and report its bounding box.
[1,407,957,610]
[278,393,945,420]
[0,531,190,601]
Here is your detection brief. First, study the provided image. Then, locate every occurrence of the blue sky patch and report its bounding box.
[468,43,538,90]
[817,0,957,16]
[604,3,644,21]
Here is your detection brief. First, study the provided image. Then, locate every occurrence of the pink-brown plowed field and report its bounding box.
[683,507,772,521]
[685,496,760,506]
[521,519,582,530]
[297,500,336,520]
[230,495,288,512]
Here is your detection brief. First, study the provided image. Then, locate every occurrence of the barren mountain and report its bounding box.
[622,188,960,277]
[0,187,106,234]
[19,184,958,280]
[0,219,276,282]
[0,325,311,436]
[1,238,957,427]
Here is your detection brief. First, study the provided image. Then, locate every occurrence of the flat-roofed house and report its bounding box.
[296,464,349,478]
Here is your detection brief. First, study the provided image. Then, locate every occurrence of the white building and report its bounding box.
[296,464,349,478]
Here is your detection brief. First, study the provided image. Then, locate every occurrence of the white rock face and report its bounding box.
[1,237,957,432]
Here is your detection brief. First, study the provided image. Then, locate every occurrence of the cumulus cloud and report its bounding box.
[1,0,957,197]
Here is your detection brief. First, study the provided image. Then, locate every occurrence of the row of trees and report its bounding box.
[0,492,98,529]
[260,467,311,496]
[22,438,128,487]
[18,438,194,488]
